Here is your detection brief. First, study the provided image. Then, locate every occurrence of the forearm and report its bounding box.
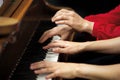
[76,64,120,80]
[82,37,120,54]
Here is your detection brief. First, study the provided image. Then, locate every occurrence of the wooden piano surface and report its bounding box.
[0,0,64,80]
[0,0,33,80]
[0,0,74,79]
[0,0,33,20]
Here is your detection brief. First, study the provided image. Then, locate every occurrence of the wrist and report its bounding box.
[75,64,91,79]
[78,41,94,52]
[82,20,94,34]
[75,64,101,80]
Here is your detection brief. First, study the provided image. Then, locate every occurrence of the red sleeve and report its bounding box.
[85,5,120,40]
[93,22,120,40]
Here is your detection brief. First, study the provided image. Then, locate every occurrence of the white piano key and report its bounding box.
[36,35,61,80]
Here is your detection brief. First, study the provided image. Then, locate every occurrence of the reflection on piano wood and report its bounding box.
[0,0,72,80]
[0,0,33,20]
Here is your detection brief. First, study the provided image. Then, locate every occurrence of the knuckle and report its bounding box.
[46,68,51,71]
[56,48,60,52]
[42,61,47,66]
[61,9,66,11]
[70,11,74,16]
[48,32,55,37]
[62,15,66,19]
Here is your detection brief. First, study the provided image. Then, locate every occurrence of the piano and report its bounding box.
[0,0,120,80]
[0,0,69,80]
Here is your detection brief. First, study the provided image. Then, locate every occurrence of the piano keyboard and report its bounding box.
[36,35,61,80]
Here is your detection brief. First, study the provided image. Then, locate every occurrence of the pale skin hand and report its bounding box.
[30,61,120,80]
[32,37,120,79]
[43,40,89,54]
[39,25,74,43]
[43,37,120,54]
[52,9,94,34]
[30,61,82,79]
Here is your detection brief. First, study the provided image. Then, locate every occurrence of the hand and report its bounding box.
[39,25,74,43]
[43,40,88,54]
[30,61,80,79]
[30,61,120,80]
[52,9,94,34]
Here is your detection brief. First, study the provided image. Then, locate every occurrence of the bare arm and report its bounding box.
[30,61,120,80]
[43,37,120,54]
[76,63,120,80]
[84,37,120,54]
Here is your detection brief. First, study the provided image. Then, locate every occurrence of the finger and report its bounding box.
[39,30,55,43]
[59,9,70,13]
[46,70,61,79]
[52,13,62,22]
[30,61,49,70]
[30,62,43,70]
[52,10,74,22]
[39,31,50,43]
[53,15,69,22]
[55,20,70,25]
[34,67,54,74]
[52,11,71,22]
[43,40,65,49]
[46,72,58,79]
[52,9,69,21]
[52,47,68,54]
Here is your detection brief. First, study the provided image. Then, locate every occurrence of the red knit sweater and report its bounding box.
[85,5,120,40]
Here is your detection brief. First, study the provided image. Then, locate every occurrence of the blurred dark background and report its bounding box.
[46,0,120,17]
